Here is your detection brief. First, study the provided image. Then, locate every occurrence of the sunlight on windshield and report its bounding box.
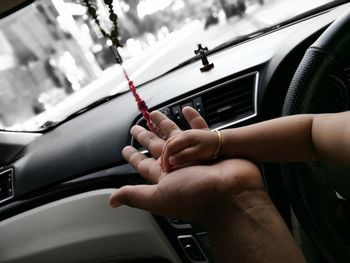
[0,0,334,131]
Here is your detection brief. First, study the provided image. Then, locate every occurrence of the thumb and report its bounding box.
[109,185,160,212]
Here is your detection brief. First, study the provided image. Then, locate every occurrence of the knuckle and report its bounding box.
[144,133,156,148]
[183,130,191,136]
[138,129,149,140]
[133,131,146,144]
[184,130,195,138]
[163,119,176,130]
[149,133,159,144]
[132,126,143,136]
[129,151,141,164]
[122,146,136,159]
[158,118,169,128]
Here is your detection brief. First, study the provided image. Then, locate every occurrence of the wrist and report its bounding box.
[219,129,230,158]
[204,190,306,263]
[204,189,271,230]
[219,128,246,159]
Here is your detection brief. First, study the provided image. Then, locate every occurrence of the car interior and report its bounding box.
[0,0,350,262]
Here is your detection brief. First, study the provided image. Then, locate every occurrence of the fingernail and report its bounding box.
[169,156,176,165]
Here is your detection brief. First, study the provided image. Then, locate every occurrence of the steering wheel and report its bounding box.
[281,8,350,263]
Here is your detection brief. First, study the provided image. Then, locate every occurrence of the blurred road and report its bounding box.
[101,0,331,94]
[25,0,332,128]
[115,0,330,86]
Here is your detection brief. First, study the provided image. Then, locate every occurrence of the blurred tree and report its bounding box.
[121,0,143,35]
[67,0,222,42]
[218,0,230,18]
[182,0,209,20]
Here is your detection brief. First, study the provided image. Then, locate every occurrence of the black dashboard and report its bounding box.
[1,3,350,263]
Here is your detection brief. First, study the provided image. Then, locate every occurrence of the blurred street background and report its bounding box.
[0,0,331,130]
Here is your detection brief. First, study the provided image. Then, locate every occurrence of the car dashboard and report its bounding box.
[0,3,349,263]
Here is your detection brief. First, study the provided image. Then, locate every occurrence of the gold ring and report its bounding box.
[211,130,222,160]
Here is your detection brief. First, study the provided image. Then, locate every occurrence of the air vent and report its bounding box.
[0,169,14,203]
[132,72,258,149]
[202,73,257,128]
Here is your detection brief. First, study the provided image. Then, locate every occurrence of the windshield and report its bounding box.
[0,0,336,131]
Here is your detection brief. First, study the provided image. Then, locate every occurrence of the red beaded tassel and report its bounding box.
[121,66,159,134]
[82,1,159,135]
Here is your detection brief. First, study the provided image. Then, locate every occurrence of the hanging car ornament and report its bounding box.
[82,0,159,134]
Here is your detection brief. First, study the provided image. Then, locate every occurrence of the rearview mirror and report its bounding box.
[0,0,33,19]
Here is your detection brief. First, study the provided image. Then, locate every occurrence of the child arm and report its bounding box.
[162,111,350,170]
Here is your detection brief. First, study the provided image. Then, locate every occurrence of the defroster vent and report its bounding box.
[0,168,14,203]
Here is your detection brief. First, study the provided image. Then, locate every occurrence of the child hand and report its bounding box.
[161,129,221,172]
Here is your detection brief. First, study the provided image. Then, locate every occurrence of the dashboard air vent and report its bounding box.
[0,169,14,203]
[132,72,258,149]
[202,73,257,128]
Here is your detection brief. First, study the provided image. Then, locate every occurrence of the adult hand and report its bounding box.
[109,107,264,224]
[109,108,305,263]
[110,149,263,224]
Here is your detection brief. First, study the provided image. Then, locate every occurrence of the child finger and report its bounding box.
[161,138,174,172]
[169,147,200,166]
[162,135,192,171]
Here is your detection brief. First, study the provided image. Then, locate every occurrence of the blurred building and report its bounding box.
[0,0,101,127]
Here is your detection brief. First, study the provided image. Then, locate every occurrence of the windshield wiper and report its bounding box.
[40,89,130,131]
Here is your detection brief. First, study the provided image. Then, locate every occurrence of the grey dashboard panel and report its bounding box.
[0,189,181,263]
[0,131,40,164]
[10,4,349,199]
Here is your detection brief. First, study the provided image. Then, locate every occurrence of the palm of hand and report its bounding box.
[113,147,263,224]
[109,108,263,224]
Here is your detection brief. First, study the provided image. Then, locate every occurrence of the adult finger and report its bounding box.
[109,184,162,215]
[122,146,161,183]
[182,106,209,130]
[150,111,182,139]
[131,125,164,158]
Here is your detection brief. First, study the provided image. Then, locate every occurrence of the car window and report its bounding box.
[0,0,336,131]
